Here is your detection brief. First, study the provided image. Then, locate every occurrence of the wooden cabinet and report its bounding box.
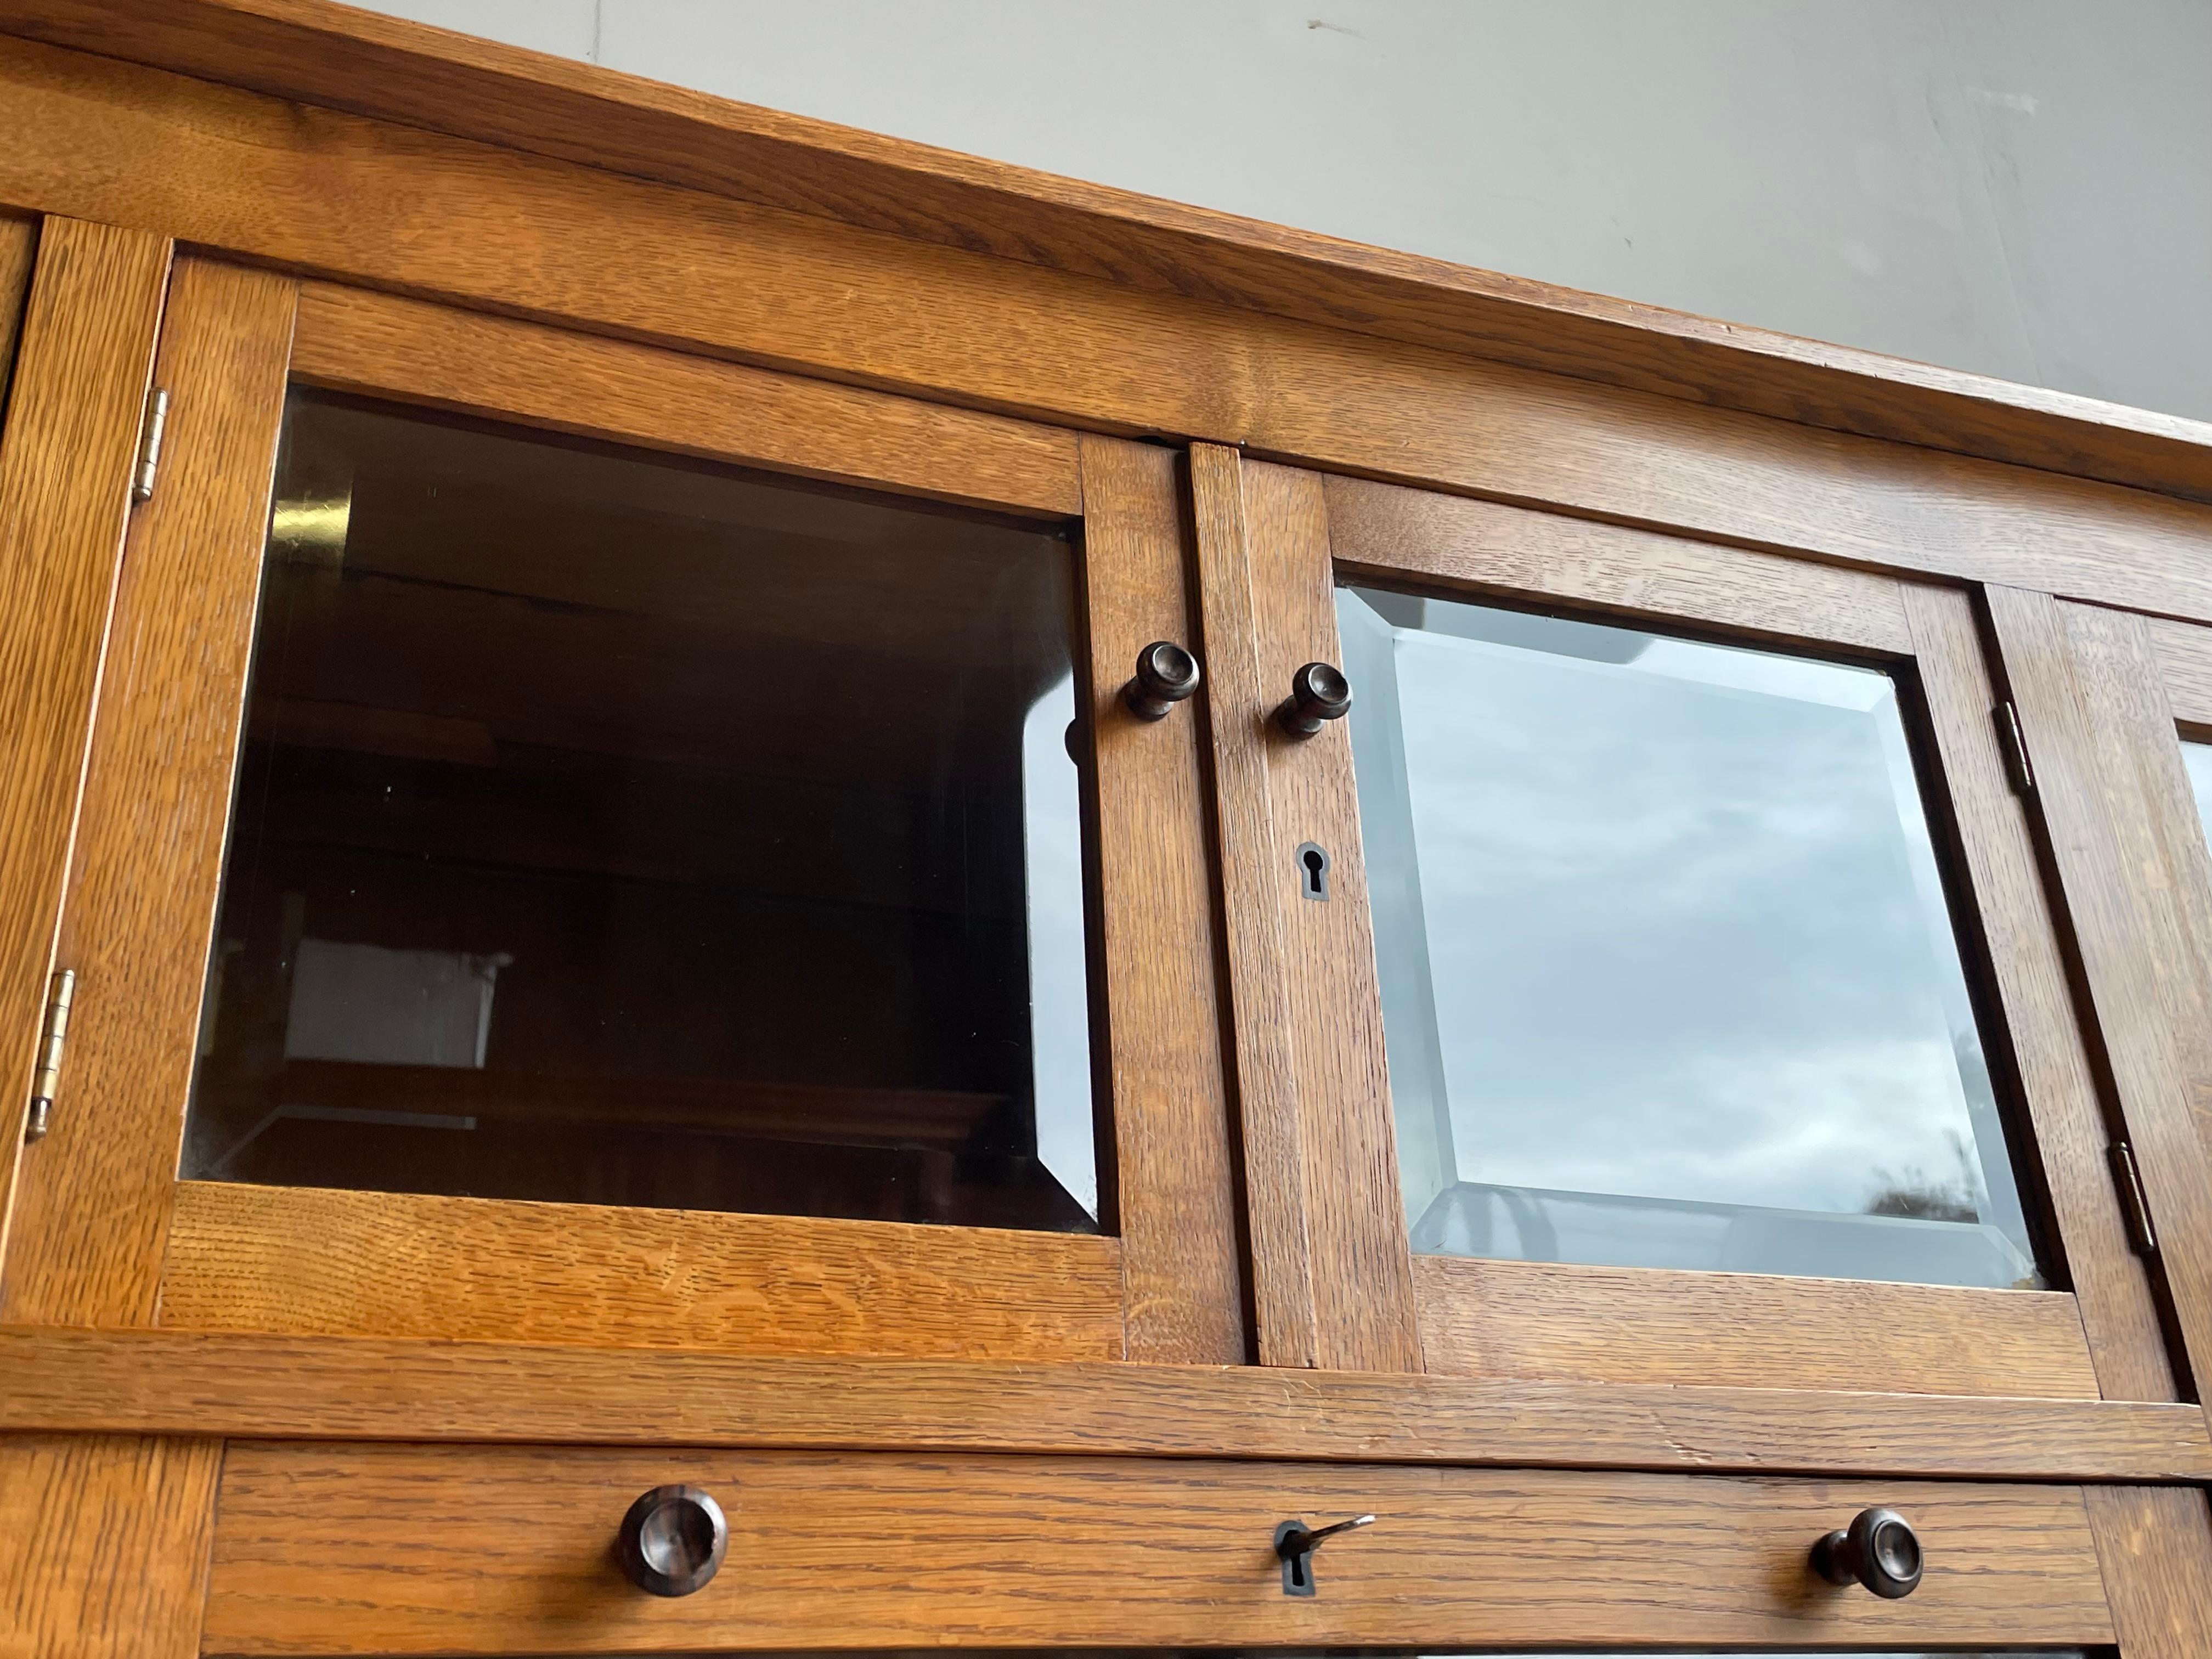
[0,3,2210,1656]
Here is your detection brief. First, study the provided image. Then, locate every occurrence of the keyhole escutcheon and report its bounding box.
[1296,842,1331,901]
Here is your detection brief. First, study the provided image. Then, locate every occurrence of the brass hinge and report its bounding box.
[24,968,75,1142]
[2108,1140,2158,1255]
[1993,699,2035,794]
[130,386,170,505]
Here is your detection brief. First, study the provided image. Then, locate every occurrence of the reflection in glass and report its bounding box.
[2183,740,2212,857]
[184,391,1099,1232]
[1341,586,2038,1288]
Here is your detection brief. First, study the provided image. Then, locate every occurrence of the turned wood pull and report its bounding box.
[616,1485,728,1597]
[1277,661,1352,737]
[1811,1506,1923,1599]
[1123,640,1201,720]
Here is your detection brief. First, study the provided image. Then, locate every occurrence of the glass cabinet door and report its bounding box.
[1193,447,2174,1397]
[0,264,1243,1364]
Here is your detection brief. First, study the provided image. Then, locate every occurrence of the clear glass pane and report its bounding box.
[1341,585,2039,1288]
[2182,739,2212,855]
[183,390,1099,1233]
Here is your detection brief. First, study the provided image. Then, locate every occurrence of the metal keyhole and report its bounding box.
[1296,842,1331,901]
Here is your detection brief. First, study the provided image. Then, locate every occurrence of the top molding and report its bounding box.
[4,0,2210,506]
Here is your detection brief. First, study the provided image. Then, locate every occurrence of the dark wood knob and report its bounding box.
[1277,661,1352,736]
[1124,640,1201,720]
[616,1485,728,1597]
[1812,1506,1922,1599]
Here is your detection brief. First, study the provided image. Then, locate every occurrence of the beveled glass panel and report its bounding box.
[1341,585,2038,1288]
[2182,739,2212,855]
[183,391,1099,1232]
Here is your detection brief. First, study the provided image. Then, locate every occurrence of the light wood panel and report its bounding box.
[0,216,168,1299]
[200,1442,2113,1656]
[2090,1484,2212,1658]
[1989,588,2212,1401]
[1903,583,2179,1401]
[6,0,2212,509]
[291,280,1081,517]
[1414,1255,2098,1398]
[8,37,2212,620]
[158,1182,1125,1360]
[1075,436,1245,1363]
[2,258,294,1328]
[1325,470,1914,654]
[0,1432,219,1659]
[9,1325,2209,1481]
[1187,443,1317,1368]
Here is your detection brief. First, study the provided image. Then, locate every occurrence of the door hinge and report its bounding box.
[1994,699,2035,795]
[24,968,74,1143]
[2108,1140,2158,1255]
[130,386,170,505]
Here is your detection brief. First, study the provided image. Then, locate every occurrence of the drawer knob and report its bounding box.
[1124,640,1202,721]
[1812,1506,1923,1599]
[1277,662,1353,737]
[1273,1513,1375,1596]
[616,1484,729,1597]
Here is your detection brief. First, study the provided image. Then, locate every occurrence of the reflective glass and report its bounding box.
[2183,739,2212,856]
[1341,585,2038,1287]
[183,391,1099,1232]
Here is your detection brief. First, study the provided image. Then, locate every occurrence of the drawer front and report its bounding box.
[202,1442,2114,1655]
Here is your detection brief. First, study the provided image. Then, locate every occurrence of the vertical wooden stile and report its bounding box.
[0,216,169,1286]
[2,257,295,1328]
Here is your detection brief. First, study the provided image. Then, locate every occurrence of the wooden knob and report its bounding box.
[1277,661,1352,737]
[616,1485,728,1597]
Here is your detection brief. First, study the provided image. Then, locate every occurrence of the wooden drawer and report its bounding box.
[199,1442,2115,1655]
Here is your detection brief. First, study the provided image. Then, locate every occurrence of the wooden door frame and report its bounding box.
[1990,597,2212,1406]
[0,266,1246,1366]
[1193,445,2177,1402]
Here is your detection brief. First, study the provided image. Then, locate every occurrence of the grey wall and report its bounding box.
[359,0,2212,424]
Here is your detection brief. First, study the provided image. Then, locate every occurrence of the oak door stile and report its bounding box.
[1984,585,2212,1398]
[1188,442,1318,1368]
[0,216,169,1296]
[1902,583,2177,1401]
[1190,444,1420,1372]
[0,1431,221,1659]
[1077,436,1246,1363]
[2090,1484,2212,1659]
[0,215,35,413]
[2,258,295,1329]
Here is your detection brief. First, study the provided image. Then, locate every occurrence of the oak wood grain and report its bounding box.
[291,279,1082,518]
[9,1325,2209,1481]
[199,1441,2113,1655]
[1988,586,2212,1403]
[2,258,294,1329]
[158,1181,1126,1361]
[1242,459,1422,1373]
[8,38,2212,620]
[2150,613,2212,729]
[0,214,35,406]
[1075,436,1245,1364]
[0,216,168,1302]
[1325,470,1914,655]
[2055,601,2212,1400]
[0,1432,219,1659]
[3,0,2209,510]
[1414,1254,2101,1397]
[1902,582,2179,1401]
[2089,1483,2212,1658]
[1187,443,1317,1368]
